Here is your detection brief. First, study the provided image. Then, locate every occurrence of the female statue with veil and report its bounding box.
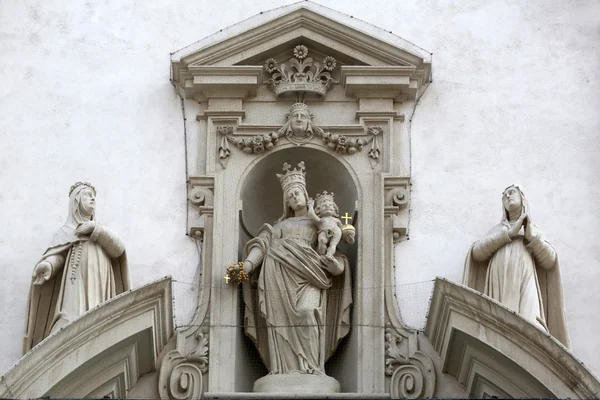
[24,182,130,353]
[239,161,354,393]
[462,185,570,348]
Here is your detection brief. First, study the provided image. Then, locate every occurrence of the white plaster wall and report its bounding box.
[0,0,598,383]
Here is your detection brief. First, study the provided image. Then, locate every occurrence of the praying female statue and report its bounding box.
[24,182,130,353]
[462,185,570,348]
[240,161,354,392]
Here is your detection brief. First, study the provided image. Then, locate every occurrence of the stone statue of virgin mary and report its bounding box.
[240,162,354,393]
[24,182,130,353]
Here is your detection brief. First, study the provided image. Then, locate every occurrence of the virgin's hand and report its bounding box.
[320,254,342,275]
[524,216,535,242]
[32,261,52,285]
[507,213,527,239]
[243,260,254,275]
[75,221,96,236]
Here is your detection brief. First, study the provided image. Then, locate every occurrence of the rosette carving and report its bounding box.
[158,331,209,400]
[385,328,435,399]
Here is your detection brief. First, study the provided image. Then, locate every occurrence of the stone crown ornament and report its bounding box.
[69,181,96,197]
[264,46,336,99]
[276,161,306,192]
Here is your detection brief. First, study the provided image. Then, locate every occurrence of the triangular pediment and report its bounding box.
[171,1,431,100]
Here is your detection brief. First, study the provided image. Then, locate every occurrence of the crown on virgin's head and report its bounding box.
[315,191,335,205]
[69,181,96,197]
[277,161,306,192]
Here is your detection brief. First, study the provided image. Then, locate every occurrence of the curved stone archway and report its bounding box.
[0,278,173,399]
[426,278,600,399]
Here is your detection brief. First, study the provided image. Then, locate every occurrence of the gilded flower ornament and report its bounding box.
[323,56,337,71]
[293,45,308,59]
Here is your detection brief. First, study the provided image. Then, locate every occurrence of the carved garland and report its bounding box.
[217,124,382,167]
[159,330,209,400]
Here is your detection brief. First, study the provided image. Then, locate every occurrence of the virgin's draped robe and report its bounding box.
[24,223,129,353]
[463,223,570,348]
[242,216,352,374]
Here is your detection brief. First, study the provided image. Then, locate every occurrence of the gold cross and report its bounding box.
[224,274,230,284]
[341,212,352,224]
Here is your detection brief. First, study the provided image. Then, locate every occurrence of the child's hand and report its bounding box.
[308,198,315,209]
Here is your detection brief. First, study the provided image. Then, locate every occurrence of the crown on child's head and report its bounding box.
[277,161,306,193]
[315,191,335,205]
[69,181,96,197]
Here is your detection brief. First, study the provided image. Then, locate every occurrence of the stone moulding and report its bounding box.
[341,66,423,101]
[425,278,600,399]
[0,277,173,399]
[174,66,263,100]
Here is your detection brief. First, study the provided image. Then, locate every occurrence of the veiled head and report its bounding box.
[502,186,522,213]
[68,182,96,225]
[501,185,529,222]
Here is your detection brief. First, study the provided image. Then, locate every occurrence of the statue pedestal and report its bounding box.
[253,374,341,393]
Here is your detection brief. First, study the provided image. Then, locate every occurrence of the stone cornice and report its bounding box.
[341,67,421,100]
[177,66,262,99]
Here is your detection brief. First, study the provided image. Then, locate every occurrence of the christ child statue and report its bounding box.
[308,191,344,258]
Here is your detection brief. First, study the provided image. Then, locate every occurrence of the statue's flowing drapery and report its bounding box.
[242,217,352,374]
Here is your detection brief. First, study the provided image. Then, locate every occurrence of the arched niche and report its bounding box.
[236,146,360,392]
[240,146,358,239]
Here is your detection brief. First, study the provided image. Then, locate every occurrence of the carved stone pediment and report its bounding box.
[171,2,431,102]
